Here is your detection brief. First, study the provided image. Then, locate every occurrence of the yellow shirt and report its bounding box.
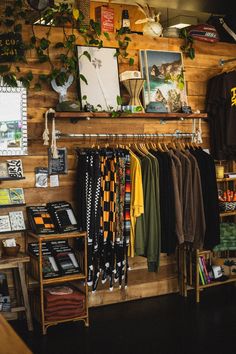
[129,151,144,257]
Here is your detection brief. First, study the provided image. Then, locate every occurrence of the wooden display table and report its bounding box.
[0,253,33,331]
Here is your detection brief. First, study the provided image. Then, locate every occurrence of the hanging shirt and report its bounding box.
[185,150,206,249]
[129,151,144,258]
[175,150,194,243]
[168,150,184,245]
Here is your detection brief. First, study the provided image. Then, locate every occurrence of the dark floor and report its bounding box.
[11,285,236,354]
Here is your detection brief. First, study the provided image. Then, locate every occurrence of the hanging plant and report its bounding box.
[179,28,195,60]
[0,0,134,90]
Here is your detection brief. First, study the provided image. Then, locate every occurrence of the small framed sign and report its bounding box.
[48,148,68,175]
[0,32,24,63]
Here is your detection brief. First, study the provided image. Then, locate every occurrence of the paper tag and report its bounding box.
[50,174,59,187]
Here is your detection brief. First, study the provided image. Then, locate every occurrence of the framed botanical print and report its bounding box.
[77,46,120,111]
[139,50,188,112]
[0,82,27,156]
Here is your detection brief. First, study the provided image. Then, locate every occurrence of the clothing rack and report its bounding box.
[56,132,195,139]
[219,57,236,66]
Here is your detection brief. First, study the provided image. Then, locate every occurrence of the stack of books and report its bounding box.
[198,256,211,285]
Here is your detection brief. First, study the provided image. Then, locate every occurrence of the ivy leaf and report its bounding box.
[54,42,65,49]
[5,6,14,17]
[103,32,110,40]
[68,34,76,43]
[3,73,17,87]
[59,54,67,63]
[83,51,91,62]
[124,36,131,42]
[15,66,21,72]
[14,23,22,32]
[129,57,134,66]
[189,47,195,60]
[88,39,99,46]
[82,95,87,101]
[19,77,30,89]
[40,38,50,50]
[0,65,10,73]
[26,71,33,81]
[80,74,88,85]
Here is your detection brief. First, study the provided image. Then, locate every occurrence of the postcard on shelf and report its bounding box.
[0,162,9,178]
[9,211,26,231]
[0,189,11,205]
[7,159,24,178]
[0,215,11,233]
[9,188,25,204]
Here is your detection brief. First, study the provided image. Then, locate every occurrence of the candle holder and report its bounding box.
[123,79,145,112]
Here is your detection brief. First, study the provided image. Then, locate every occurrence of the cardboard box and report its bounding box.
[95,6,114,33]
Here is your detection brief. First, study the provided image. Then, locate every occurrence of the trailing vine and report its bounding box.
[0,0,134,90]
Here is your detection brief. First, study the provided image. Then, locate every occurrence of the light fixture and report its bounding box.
[168,15,198,29]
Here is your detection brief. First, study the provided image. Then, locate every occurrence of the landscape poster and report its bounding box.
[139,50,188,112]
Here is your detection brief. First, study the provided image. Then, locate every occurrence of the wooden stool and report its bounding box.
[0,253,33,331]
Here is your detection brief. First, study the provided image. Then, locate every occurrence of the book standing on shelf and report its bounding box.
[27,202,78,235]
[27,206,56,235]
[28,240,81,279]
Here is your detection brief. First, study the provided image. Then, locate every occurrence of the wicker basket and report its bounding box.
[219,201,236,212]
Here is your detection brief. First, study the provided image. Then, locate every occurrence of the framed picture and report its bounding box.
[139,50,188,112]
[0,82,27,156]
[77,46,120,111]
[0,215,11,233]
[9,211,26,231]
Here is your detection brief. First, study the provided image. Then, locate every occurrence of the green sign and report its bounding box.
[0,32,24,63]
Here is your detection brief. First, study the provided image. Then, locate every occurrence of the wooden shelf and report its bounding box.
[0,177,25,181]
[44,313,87,327]
[28,231,86,241]
[52,111,208,120]
[199,276,236,289]
[42,273,86,285]
[0,203,25,209]
[220,211,236,217]
[217,177,236,182]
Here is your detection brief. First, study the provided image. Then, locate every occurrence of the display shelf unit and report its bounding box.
[50,111,208,121]
[0,177,25,181]
[26,231,88,335]
[179,247,236,303]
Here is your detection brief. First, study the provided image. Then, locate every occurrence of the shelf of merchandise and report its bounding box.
[217,177,236,182]
[179,247,236,303]
[51,111,208,120]
[27,231,88,335]
[220,211,236,218]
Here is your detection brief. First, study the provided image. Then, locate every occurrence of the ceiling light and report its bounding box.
[168,15,198,29]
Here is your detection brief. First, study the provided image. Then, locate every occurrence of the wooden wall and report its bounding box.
[1,1,236,309]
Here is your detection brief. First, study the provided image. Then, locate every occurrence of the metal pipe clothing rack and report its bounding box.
[55,132,195,139]
[219,57,236,66]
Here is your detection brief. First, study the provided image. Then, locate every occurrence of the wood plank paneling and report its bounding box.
[1,2,232,310]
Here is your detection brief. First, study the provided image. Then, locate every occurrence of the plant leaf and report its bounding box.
[129,57,134,66]
[83,51,91,62]
[80,74,88,85]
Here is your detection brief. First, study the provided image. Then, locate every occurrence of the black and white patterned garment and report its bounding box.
[76,150,101,289]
